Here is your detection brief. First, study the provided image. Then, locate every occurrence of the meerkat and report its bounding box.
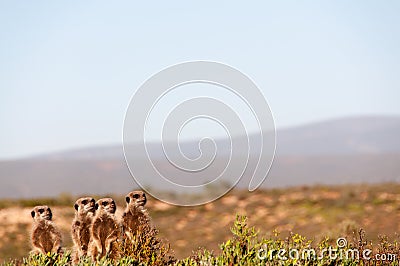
[71,197,96,263]
[30,205,62,255]
[121,190,151,241]
[88,198,119,260]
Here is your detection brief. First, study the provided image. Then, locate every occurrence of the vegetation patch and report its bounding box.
[2,215,400,265]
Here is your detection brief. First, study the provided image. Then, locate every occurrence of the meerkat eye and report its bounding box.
[38,209,44,214]
[133,194,139,199]
[102,202,108,206]
[91,199,95,203]
[82,200,88,205]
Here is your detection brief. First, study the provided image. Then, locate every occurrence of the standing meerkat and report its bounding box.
[71,197,96,263]
[30,205,62,255]
[121,190,151,240]
[88,198,119,260]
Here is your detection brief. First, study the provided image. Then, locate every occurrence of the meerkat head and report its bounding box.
[126,190,147,208]
[95,198,116,214]
[31,205,52,222]
[74,197,96,215]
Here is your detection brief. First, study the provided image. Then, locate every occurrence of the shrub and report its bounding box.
[2,215,400,266]
[119,223,175,265]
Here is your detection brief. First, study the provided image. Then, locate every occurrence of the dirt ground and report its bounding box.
[1,183,400,262]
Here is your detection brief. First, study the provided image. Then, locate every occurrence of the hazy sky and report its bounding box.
[1,1,399,159]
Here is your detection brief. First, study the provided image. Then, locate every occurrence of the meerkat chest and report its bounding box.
[34,221,53,238]
[94,214,117,232]
[125,208,148,227]
[75,215,93,227]
[77,220,92,236]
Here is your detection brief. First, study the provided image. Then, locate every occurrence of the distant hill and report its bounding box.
[34,115,400,159]
[277,115,400,155]
[1,116,400,198]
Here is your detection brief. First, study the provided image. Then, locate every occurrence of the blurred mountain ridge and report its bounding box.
[1,115,400,198]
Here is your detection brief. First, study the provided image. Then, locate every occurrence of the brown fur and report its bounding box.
[121,190,151,240]
[30,206,62,254]
[71,197,96,263]
[88,198,119,261]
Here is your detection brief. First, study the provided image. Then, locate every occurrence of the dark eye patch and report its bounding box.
[102,201,108,206]
[133,194,140,199]
[38,209,44,214]
[82,200,88,205]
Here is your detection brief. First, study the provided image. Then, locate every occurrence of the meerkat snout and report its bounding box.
[95,198,116,214]
[125,190,147,207]
[74,197,96,213]
[31,206,52,221]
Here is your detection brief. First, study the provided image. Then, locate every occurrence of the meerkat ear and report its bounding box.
[31,211,35,218]
[95,203,99,210]
[74,204,78,211]
[126,196,130,203]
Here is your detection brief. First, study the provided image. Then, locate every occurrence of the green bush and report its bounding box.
[119,223,175,265]
[2,215,399,266]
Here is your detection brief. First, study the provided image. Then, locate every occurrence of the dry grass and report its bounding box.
[1,183,400,262]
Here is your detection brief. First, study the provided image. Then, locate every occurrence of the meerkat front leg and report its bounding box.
[88,241,96,261]
[75,233,83,258]
[105,233,118,255]
[94,238,102,260]
[32,241,45,255]
[88,230,102,261]
[51,229,62,253]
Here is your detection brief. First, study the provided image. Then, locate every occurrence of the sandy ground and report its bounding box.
[2,184,400,261]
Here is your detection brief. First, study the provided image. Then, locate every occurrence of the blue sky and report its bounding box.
[0,1,399,159]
